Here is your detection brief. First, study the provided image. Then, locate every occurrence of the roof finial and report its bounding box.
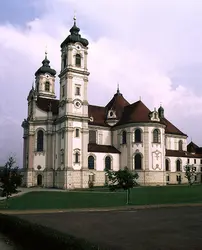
[139,96,141,101]
[117,83,120,94]
[160,102,162,107]
[45,45,48,59]
[73,11,76,25]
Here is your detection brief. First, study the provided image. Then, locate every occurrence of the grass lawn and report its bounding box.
[1,185,202,210]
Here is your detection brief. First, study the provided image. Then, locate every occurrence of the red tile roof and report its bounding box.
[36,97,59,115]
[116,100,151,125]
[35,93,186,136]
[88,143,120,154]
[162,118,187,136]
[166,149,202,158]
[105,92,130,119]
[88,105,108,127]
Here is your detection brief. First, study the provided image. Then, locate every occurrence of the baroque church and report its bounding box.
[21,17,202,188]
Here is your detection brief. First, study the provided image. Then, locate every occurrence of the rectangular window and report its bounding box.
[75,86,80,95]
[166,175,170,182]
[195,175,197,181]
[200,159,202,164]
[187,159,190,164]
[193,167,197,171]
[62,85,65,97]
[194,159,196,164]
[75,128,79,138]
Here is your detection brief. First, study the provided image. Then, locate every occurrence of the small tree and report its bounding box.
[184,164,196,186]
[0,157,22,205]
[105,167,139,205]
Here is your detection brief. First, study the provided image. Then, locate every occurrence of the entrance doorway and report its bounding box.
[37,174,42,186]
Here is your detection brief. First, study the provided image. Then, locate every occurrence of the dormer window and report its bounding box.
[75,54,81,67]
[45,81,50,91]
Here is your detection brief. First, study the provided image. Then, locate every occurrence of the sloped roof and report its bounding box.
[162,118,187,136]
[115,100,151,125]
[88,105,108,127]
[36,97,59,115]
[187,141,202,154]
[166,149,202,158]
[105,92,130,119]
[88,143,120,154]
[35,94,186,136]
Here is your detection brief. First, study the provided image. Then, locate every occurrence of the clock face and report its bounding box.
[74,100,82,109]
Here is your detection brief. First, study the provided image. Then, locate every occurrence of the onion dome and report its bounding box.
[35,52,56,77]
[60,16,89,48]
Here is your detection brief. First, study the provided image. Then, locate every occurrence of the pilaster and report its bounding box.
[144,127,149,170]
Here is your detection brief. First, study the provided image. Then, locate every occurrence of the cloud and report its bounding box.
[1,0,202,165]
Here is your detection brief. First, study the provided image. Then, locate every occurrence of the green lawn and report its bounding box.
[2,185,202,210]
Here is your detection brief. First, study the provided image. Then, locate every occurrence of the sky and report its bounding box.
[1,0,202,166]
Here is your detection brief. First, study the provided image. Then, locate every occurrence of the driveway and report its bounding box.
[16,206,202,250]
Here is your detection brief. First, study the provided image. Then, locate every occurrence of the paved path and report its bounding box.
[1,202,202,215]
[16,206,202,250]
[0,234,14,250]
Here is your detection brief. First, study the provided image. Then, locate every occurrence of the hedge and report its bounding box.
[0,214,109,250]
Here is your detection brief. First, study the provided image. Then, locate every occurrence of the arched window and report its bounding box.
[134,129,141,143]
[122,130,127,144]
[89,130,96,143]
[134,154,142,170]
[37,130,44,152]
[153,129,160,143]
[75,54,81,67]
[178,140,183,151]
[88,156,95,169]
[75,152,79,163]
[176,159,181,172]
[37,174,42,186]
[165,159,170,171]
[105,156,111,170]
[45,81,50,91]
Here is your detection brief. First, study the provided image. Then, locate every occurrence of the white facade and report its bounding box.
[21,19,202,189]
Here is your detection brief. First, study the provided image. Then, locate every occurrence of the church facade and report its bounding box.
[21,18,202,189]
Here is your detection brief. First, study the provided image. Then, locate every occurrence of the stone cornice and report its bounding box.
[112,122,166,131]
[55,115,89,124]
[88,125,111,131]
[165,133,187,139]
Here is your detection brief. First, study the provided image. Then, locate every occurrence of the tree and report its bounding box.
[184,164,197,186]
[105,167,139,205]
[0,157,22,204]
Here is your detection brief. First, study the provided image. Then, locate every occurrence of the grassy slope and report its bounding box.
[2,185,202,210]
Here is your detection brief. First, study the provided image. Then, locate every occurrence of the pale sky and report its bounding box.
[1,0,202,166]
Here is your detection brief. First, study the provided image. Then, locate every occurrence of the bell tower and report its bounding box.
[58,16,90,181]
[35,51,57,99]
[59,16,89,116]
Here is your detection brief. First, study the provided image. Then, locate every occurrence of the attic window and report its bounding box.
[110,111,113,117]
[45,81,50,91]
